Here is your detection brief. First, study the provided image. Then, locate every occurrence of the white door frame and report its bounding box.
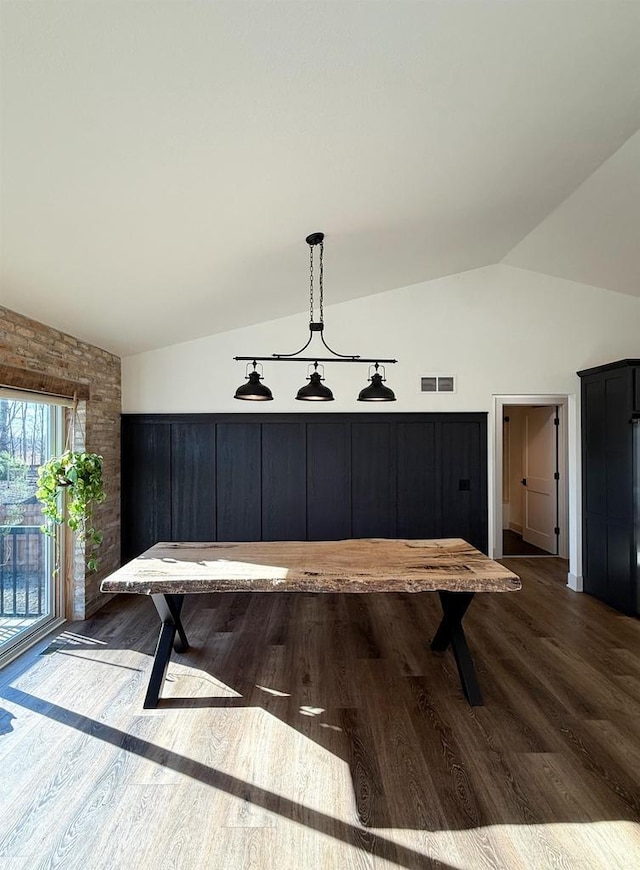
[490,394,582,592]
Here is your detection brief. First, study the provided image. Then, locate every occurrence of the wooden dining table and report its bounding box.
[100,538,521,708]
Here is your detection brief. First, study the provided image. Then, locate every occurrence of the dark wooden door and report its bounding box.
[307,422,351,540]
[261,422,307,540]
[440,418,487,550]
[351,422,397,538]
[396,421,437,538]
[216,423,261,542]
[121,422,172,559]
[171,422,216,541]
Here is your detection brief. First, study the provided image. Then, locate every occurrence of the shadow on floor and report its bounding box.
[13,560,639,835]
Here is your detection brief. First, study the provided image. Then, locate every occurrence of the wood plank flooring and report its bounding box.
[0,557,638,869]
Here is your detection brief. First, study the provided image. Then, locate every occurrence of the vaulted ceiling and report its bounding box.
[1,1,639,356]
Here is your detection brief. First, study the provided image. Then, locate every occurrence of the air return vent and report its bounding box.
[420,375,456,393]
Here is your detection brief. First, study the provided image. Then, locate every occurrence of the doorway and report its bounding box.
[491,394,568,564]
[502,404,560,556]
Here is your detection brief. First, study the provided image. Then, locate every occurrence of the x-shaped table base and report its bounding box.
[144,594,190,709]
[430,591,482,706]
[144,590,483,708]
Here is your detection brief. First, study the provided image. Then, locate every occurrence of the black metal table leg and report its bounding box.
[144,594,190,709]
[431,591,483,706]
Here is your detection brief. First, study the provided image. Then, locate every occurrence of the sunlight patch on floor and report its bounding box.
[255,684,291,697]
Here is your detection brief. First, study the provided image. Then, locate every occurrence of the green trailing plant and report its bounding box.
[36,450,106,571]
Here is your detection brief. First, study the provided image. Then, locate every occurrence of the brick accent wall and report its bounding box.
[0,306,121,618]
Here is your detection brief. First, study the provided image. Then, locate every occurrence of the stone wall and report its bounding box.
[0,306,121,618]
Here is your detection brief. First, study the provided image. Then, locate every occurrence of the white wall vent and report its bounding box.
[420,375,456,393]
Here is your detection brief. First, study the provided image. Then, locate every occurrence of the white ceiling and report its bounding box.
[503,128,640,293]
[1,1,639,357]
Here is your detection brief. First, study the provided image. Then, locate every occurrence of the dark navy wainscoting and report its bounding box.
[121,413,488,562]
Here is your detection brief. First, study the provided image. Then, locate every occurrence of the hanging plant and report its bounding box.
[36,450,106,571]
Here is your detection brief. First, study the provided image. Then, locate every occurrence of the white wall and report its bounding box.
[123,264,640,414]
[122,263,640,585]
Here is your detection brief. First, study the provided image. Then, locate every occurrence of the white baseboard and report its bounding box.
[567,573,583,592]
[508,522,523,535]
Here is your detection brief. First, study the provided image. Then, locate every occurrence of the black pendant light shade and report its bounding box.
[234,365,273,401]
[296,370,334,401]
[358,365,396,402]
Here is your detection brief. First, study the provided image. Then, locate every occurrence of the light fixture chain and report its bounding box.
[319,240,324,324]
[309,244,314,323]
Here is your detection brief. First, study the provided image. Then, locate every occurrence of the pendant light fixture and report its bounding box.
[234,232,397,402]
[357,363,396,402]
[233,361,273,401]
[295,363,334,401]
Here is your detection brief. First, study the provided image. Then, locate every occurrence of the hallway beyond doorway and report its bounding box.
[503,528,552,557]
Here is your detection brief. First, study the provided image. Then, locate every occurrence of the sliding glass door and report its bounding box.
[0,392,64,661]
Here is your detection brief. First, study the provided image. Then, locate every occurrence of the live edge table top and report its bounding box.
[101,538,521,596]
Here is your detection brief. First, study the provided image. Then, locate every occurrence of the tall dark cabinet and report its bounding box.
[578,359,640,616]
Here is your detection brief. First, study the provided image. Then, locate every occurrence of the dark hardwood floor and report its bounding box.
[0,557,638,868]
[503,529,553,557]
